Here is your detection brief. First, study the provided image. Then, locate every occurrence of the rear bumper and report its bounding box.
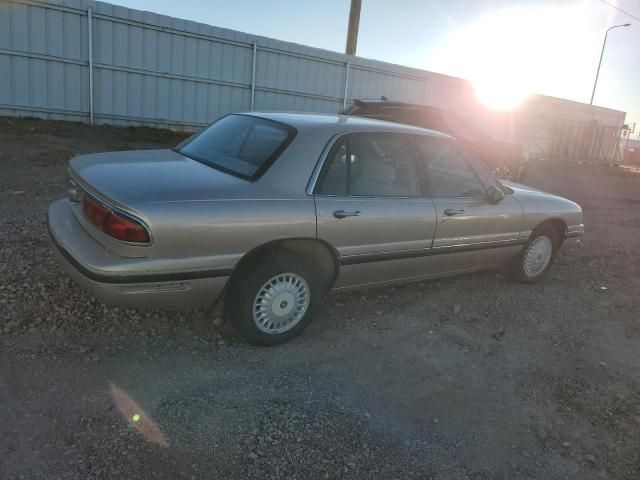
[47,199,228,308]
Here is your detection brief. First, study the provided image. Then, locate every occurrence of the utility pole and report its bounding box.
[345,0,362,56]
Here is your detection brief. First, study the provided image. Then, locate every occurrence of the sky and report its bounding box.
[107,0,640,126]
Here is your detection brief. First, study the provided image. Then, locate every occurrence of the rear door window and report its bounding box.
[316,133,421,197]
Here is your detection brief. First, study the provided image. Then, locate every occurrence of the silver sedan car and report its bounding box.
[48,113,584,345]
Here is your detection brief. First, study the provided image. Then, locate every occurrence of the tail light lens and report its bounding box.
[82,195,150,243]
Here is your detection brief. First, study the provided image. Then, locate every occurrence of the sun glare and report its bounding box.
[432,5,602,111]
[474,78,531,111]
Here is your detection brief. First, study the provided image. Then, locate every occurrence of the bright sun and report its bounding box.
[432,5,602,110]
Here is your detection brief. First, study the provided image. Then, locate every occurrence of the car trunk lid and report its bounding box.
[69,149,247,208]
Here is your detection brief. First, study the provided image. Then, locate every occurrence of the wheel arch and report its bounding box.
[230,237,340,290]
[533,217,567,247]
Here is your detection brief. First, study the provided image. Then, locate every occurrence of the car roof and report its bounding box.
[242,111,453,139]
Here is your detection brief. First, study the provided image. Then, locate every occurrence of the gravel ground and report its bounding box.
[1,117,639,479]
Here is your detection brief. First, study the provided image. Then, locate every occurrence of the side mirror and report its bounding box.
[487,186,505,204]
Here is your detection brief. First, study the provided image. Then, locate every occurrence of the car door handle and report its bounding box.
[444,208,466,216]
[333,209,361,219]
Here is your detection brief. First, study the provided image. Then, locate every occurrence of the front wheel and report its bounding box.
[224,252,325,345]
[492,164,513,180]
[507,225,559,283]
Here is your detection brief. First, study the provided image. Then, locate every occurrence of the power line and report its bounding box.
[597,0,640,22]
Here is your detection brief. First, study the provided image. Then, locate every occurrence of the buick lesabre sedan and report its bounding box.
[48,113,584,345]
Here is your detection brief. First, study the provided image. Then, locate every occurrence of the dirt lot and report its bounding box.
[1,116,639,479]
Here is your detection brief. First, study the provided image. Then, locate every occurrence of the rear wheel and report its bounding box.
[507,224,559,283]
[224,252,325,345]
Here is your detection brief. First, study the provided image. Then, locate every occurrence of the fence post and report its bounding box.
[87,7,94,125]
[250,41,257,110]
[342,60,350,110]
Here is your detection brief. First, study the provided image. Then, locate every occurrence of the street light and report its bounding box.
[590,23,631,105]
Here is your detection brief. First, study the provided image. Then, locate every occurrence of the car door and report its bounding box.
[313,132,437,288]
[413,136,524,274]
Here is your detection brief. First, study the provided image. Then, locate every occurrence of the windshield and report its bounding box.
[176,114,296,180]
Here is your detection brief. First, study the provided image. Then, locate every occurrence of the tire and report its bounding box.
[492,165,513,180]
[223,251,326,346]
[507,224,559,283]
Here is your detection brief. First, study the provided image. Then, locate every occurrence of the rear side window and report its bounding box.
[316,133,421,197]
[176,115,295,180]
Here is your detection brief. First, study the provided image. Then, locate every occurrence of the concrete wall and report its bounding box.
[0,0,627,163]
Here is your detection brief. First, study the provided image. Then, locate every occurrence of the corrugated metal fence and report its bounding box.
[1,0,467,129]
[0,0,626,165]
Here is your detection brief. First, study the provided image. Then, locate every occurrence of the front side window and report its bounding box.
[176,114,295,180]
[414,137,486,198]
[316,133,421,197]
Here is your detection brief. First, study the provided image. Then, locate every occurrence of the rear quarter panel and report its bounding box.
[142,198,317,269]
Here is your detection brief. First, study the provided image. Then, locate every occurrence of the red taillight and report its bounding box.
[82,195,150,243]
[102,213,150,243]
[82,195,108,227]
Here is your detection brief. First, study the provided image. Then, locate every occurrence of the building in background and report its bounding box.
[622,133,640,164]
[0,0,627,164]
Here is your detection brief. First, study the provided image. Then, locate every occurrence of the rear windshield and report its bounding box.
[176,114,296,180]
